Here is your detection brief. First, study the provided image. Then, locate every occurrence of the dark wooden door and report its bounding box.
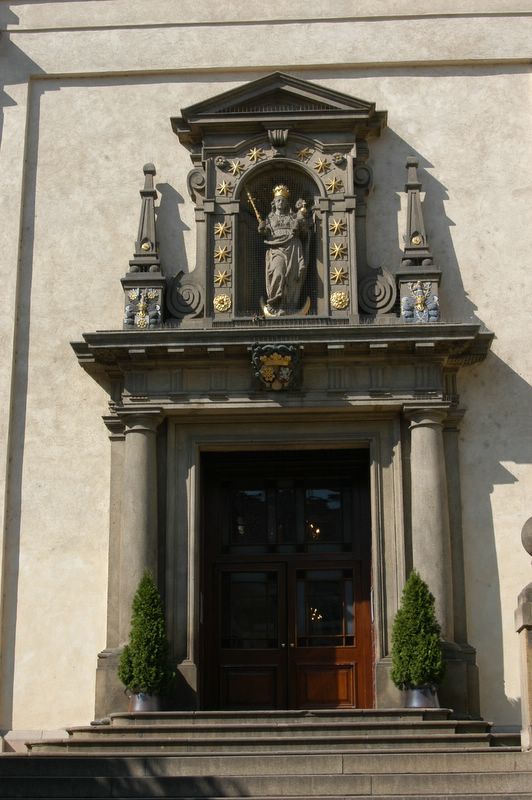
[202,450,373,709]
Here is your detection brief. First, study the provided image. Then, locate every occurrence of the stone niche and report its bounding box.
[167,72,393,324]
[75,73,492,719]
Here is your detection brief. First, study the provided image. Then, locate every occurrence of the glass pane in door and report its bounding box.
[296,569,355,647]
[304,488,346,551]
[221,571,278,649]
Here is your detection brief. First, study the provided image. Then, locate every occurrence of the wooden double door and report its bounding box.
[202,450,373,710]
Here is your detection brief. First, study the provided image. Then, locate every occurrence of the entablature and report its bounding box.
[72,322,492,411]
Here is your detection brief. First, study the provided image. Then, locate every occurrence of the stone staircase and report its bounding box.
[1,709,531,798]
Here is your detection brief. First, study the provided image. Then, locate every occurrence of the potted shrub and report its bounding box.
[391,569,445,707]
[118,571,174,711]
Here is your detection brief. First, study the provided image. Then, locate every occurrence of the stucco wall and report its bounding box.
[0,1,530,730]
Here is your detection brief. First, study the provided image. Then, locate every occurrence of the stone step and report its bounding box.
[1,769,532,798]
[26,731,496,755]
[65,719,491,741]
[2,750,530,778]
[107,708,452,727]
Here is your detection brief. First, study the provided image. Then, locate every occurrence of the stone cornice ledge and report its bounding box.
[72,322,492,376]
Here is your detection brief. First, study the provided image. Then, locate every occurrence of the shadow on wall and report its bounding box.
[155,182,190,277]
[0,12,44,149]
[459,350,532,726]
[368,127,479,325]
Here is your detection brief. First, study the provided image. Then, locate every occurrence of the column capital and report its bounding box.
[117,408,163,434]
[102,414,126,441]
[403,404,449,428]
[444,407,466,431]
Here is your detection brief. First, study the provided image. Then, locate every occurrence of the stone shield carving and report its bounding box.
[251,343,300,391]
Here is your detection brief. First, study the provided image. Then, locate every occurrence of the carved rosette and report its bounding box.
[251,343,300,391]
[330,291,350,310]
[213,294,232,313]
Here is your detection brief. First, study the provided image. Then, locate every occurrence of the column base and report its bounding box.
[95,650,200,717]
[374,645,480,717]
[95,648,129,719]
[438,641,480,718]
[375,657,402,708]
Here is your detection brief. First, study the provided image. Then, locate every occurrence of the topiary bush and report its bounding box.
[391,569,445,690]
[118,571,173,695]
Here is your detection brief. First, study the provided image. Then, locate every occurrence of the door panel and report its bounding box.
[295,663,356,707]
[216,565,287,709]
[202,450,373,710]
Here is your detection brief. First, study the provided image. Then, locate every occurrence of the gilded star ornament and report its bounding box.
[296,147,313,162]
[216,180,233,196]
[229,159,245,176]
[326,176,344,193]
[214,245,231,263]
[314,157,331,175]
[214,221,231,238]
[247,146,265,162]
[330,242,347,260]
[330,266,348,284]
[329,218,346,235]
[214,269,231,287]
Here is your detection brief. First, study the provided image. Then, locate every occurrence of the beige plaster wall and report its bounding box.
[0,1,530,730]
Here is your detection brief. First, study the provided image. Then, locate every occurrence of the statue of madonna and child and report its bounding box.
[248,184,312,317]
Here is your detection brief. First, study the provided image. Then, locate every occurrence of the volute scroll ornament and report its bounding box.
[359,269,397,315]
[166,271,204,319]
[187,167,206,204]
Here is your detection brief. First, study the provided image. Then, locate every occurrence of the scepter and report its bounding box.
[246,190,263,224]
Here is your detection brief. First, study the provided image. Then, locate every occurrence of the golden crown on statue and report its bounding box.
[272,184,290,198]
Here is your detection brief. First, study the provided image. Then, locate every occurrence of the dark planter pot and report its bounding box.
[128,692,161,712]
[404,686,439,708]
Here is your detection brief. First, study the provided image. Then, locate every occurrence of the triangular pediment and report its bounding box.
[182,73,375,117]
[172,73,386,143]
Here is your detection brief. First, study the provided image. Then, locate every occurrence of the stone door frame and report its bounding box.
[164,412,406,709]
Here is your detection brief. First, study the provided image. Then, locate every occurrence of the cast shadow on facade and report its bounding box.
[0,75,45,731]
[458,350,532,725]
[155,183,190,278]
[0,21,43,152]
[368,128,478,325]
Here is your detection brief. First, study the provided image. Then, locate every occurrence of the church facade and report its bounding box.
[0,1,530,744]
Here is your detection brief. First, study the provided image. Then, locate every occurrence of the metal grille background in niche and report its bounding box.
[236,168,320,317]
